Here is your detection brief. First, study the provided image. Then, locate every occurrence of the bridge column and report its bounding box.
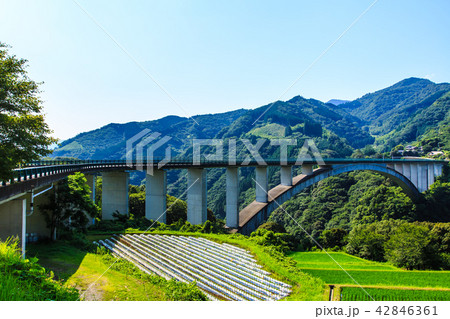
[84,174,96,202]
[427,163,434,190]
[187,168,207,225]
[394,163,403,175]
[434,164,443,178]
[301,164,313,176]
[418,164,427,193]
[402,163,411,180]
[226,167,239,228]
[102,171,129,220]
[255,167,268,203]
[280,166,292,186]
[146,170,167,223]
[410,163,419,189]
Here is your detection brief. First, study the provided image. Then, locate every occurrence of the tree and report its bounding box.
[320,228,348,249]
[384,223,439,270]
[40,172,98,240]
[0,43,57,179]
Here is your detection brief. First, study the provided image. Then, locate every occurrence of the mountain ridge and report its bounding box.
[53,77,449,160]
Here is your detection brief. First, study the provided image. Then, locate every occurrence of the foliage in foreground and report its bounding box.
[0,238,79,301]
[0,42,57,180]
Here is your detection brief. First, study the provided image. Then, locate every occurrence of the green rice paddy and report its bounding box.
[288,251,450,301]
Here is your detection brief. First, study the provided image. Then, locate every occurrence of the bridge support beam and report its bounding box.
[410,164,418,190]
[434,164,443,178]
[402,163,411,180]
[301,164,313,176]
[394,164,403,175]
[255,167,268,203]
[280,166,292,186]
[226,167,239,228]
[102,171,129,220]
[187,168,207,225]
[146,170,167,223]
[418,164,427,193]
[85,174,96,203]
[428,164,435,189]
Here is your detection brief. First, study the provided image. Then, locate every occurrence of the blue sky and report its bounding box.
[1,0,449,140]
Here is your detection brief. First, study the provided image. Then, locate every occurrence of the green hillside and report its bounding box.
[340,77,450,137]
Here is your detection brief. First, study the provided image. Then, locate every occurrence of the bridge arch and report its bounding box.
[237,163,420,235]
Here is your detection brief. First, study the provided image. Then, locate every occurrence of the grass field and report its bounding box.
[289,251,450,301]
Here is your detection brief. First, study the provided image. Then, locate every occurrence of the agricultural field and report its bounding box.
[289,251,450,301]
[341,287,450,301]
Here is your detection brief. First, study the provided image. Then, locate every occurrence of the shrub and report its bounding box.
[0,238,79,301]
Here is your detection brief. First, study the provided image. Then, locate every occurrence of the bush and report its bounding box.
[257,221,287,233]
[250,228,295,253]
[0,238,79,301]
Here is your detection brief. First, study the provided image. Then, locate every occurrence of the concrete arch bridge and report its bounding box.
[0,158,446,242]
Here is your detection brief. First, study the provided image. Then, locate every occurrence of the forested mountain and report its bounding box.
[53,109,247,159]
[53,77,449,161]
[327,99,350,106]
[340,77,450,138]
[51,77,450,233]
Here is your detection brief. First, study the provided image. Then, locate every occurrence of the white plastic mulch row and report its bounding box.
[99,234,291,301]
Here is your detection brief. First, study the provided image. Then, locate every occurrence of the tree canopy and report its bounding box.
[0,43,56,179]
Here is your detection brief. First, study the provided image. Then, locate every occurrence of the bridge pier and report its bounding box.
[410,164,418,189]
[394,163,403,175]
[434,164,443,178]
[402,163,411,180]
[255,167,268,203]
[102,171,129,220]
[301,164,314,176]
[85,174,95,202]
[428,163,435,188]
[146,170,167,223]
[280,166,293,186]
[187,168,207,225]
[226,167,239,228]
[418,164,427,192]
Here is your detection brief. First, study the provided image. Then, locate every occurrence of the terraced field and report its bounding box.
[341,287,450,301]
[289,251,450,301]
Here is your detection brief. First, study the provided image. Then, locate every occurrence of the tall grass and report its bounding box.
[0,238,79,301]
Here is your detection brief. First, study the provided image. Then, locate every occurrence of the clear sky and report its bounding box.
[1,0,449,140]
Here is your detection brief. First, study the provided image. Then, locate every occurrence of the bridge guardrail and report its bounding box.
[1,157,447,188]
